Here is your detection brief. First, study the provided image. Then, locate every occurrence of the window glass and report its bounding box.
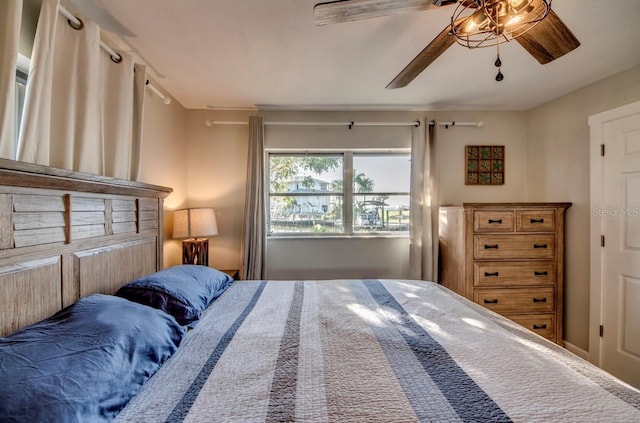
[269,154,343,234]
[353,155,410,192]
[352,154,410,233]
[353,194,410,233]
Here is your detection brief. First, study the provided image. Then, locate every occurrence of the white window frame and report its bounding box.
[266,149,410,238]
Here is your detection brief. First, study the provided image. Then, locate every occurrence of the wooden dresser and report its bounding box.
[439,203,571,344]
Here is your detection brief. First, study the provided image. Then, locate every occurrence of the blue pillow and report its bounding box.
[0,294,185,422]
[115,265,233,326]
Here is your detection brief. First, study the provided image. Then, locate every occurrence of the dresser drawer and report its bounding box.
[474,234,555,260]
[474,288,554,313]
[474,261,556,287]
[506,314,555,340]
[474,211,514,232]
[516,210,555,232]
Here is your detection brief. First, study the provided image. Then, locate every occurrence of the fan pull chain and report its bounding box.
[495,29,503,81]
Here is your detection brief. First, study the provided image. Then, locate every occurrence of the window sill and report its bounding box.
[267,234,409,240]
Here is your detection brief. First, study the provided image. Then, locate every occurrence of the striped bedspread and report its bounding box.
[116,279,640,422]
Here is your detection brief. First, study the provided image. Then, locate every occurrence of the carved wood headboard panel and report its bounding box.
[0,159,172,337]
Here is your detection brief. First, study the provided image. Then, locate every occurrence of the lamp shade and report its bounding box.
[172,208,218,239]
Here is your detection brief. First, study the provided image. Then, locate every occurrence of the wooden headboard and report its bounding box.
[0,159,172,337]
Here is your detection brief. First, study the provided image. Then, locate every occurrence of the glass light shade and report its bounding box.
[173,208,219,239]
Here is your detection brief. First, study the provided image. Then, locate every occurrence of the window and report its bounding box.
[267,151,410,236]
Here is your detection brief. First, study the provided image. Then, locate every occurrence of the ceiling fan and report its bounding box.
[313,0,580,88]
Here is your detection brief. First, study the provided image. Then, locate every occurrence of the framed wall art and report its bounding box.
[465,145,504,185]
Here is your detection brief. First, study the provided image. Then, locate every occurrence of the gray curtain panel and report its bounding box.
[241,115,266,280]
[409,119,439,281]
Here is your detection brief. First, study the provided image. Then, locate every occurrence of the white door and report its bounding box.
[601,111,640,387]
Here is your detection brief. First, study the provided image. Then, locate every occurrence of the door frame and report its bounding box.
[588,100,640,366]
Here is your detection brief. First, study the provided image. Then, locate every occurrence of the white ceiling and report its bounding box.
[68,0,640,111]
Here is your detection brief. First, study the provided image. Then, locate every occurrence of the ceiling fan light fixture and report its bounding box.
[314,0,579,89]
[451,0,551,49]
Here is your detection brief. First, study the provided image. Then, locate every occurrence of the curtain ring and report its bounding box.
[110,53,123,64]
[67,17,84,31]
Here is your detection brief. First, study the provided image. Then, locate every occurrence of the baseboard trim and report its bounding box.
[563,340,590,361]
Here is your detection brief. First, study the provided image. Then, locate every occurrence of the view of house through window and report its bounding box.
[268,152,410,235]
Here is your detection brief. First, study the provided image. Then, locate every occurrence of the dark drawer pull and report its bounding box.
[532,324,547,330]
[534,271,548,276]
[484,244,499,249]
[530,218,545,224]
[483,299,498,304]
[533,244,548,249]
[484,272,499,277]
[488,219,503,224]
[533,297,547,303]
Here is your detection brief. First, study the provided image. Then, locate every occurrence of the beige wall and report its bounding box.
[140,106,251,270]
[268,237,410,280]
[185,110,251,270]
[137,82,189,268]
[526,64,640,352]
[431,110,528,205]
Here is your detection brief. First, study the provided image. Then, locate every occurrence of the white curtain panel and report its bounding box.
[130,64,147,181]
[18,0,102,172]
[102,55,145,180]
[49,15,102,174]
[241,116,266,280]
[0,0,22,159]
[18,0,143,180]
[17,0,60,166]
[409,120,439,281]
[102,52,134,178]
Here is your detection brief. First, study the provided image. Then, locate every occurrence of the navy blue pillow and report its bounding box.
[0,294,185,422]
[115,265,234,326]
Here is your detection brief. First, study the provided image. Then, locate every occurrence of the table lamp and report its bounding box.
[173,208,218,266]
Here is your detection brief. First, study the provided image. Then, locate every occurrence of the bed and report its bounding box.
[1,160,640,422]
[114,278,640,422]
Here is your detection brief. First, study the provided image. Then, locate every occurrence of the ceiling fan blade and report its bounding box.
[314,0,442,26]
[386,25,454,89]
[515,9,580,64]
